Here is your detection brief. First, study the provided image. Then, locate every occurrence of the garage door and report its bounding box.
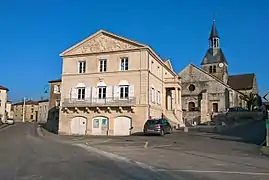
[114,116,131,136]
[71,117,87,135]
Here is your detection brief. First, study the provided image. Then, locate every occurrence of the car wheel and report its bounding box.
[160,129,164,136]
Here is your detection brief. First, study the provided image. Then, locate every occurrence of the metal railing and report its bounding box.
[62,97,136,107]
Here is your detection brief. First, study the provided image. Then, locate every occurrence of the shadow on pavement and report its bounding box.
[191,120,266,145]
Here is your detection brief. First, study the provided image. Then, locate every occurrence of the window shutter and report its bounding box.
[54,85,58,94]
[71,88,77,100]
[113,85,119,99]
[85,86,91,100]
[106,85,113,102]
[129,84,134,98]
[92,87,97,103]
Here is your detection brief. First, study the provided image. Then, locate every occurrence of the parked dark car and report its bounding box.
[143,118,172,136]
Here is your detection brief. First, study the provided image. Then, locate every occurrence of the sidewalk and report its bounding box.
[261,146,269,156]
[0,123,8,129]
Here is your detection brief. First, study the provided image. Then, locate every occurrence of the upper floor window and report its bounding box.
[120,57,128,71]
[77,87,85,100]
[98,86,106,99]
[99,59,107,72]
[78,61,86,74]
[151,87,155,103]
[157,91,161,104]
[119,85,129,99]
[53,85,60,94]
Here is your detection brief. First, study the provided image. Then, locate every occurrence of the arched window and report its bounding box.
[213,39,217,48]
[189,84,195,92]
[209,66,213,73]
[188,102,195,111]
[213,65,217,73]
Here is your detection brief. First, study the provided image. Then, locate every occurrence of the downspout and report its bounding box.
[147,52,150,120]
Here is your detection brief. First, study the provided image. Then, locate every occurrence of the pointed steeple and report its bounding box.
[201,19,228,66]
[208,19,220,49]
[209,20,219,39]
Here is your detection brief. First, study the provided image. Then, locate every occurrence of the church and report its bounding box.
[179,20,258,124]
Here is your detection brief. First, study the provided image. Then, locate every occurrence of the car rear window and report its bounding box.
[146,120,160,124]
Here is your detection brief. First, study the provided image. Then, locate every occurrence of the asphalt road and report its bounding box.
[0,123,202,180]
[45,130,269,180]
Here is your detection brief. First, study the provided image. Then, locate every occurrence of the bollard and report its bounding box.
[184,127,188,132]
[144,141,148,148]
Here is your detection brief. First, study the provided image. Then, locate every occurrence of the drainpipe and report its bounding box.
[147,52,150,120]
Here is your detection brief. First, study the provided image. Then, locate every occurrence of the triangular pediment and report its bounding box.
[164,59,173,71]
[60,30,147,56]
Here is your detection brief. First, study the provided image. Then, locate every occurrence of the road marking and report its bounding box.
[75,143,156,172]
[153,144,173,148]
[103,139,112,143]
[156,169,269,176]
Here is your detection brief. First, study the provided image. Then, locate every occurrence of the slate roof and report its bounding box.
[227,73,255,90]
[201,48,228,65]
[48,79,61,83]
[209,20,219,38]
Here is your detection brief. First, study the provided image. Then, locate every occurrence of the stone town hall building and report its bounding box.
[179,20,258,124]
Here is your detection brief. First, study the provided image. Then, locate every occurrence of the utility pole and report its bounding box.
[266,116,269,146]
[263,92,269,146]
[22,97,26,123]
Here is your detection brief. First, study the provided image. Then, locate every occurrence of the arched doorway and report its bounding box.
[70,116,87,135]
[114,116,131,136]
[92,117,109,135]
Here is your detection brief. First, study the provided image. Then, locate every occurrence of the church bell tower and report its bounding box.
[201,20,228,83]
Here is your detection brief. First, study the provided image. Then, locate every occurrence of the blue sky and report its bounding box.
[0,0,268,102]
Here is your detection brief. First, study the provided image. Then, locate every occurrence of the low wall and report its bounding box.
[214,111,264,126]
[183,111,201,125]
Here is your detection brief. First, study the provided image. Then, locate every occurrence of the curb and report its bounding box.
[75,143,156,171]
[36,125,44,137]
[260,146,269,156]
[0,124,9,129]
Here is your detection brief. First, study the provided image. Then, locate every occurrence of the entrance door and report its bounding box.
[114,116,131,136]
[71,117,87,135]
[92,117,108,135]
[213,103,219,112]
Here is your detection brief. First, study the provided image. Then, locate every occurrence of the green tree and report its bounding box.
[242,92,256,111]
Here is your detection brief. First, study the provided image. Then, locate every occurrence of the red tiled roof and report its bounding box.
[12,100,39,106]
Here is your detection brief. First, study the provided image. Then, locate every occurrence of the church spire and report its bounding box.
[209,19,220,49]
[209,20,219,39]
